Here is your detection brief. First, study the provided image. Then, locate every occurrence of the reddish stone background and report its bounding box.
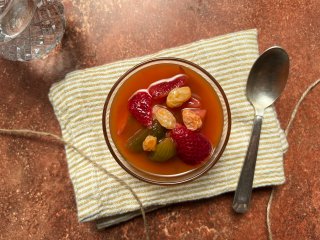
[1,0,320,239]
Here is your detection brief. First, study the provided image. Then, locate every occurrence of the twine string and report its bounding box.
[266,79,320,240]
[0,129,150,240]
[0,79,319,240]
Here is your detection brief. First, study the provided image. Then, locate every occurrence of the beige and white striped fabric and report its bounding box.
[49,29,288,224]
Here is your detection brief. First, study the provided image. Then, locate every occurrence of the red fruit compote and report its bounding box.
[103,58,231,184]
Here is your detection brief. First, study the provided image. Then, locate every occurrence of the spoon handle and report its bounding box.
[233,114,263,213]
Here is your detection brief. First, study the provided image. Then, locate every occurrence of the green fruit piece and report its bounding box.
[150,120,166,139]
[127,128,150,152]
[149,138,176,162]
[126,120,166,152]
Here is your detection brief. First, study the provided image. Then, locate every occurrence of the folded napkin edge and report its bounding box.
[81,174,285,223]
[50,29,258,91]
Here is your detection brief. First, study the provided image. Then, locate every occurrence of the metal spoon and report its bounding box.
[233,46,289,213]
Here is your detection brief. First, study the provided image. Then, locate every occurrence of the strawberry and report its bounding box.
[128,90,153,127]
[148,74,187,100]
[171,124,212,165]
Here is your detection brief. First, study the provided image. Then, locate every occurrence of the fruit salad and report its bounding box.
[126,74,213,165]
[109,63,224,176]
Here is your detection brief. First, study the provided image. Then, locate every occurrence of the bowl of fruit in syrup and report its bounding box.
[102,58,231,185]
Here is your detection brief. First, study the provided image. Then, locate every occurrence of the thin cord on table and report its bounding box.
[0,129,150,240]
[266,79,320,240]
[285,79,320,136]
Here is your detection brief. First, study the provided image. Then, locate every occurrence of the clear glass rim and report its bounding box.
[102,57,232,185]
[0,0,37,40]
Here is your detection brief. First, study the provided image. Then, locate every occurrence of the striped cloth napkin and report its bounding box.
[49,29,288,227]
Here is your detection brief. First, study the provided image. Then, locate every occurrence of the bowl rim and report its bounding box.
[102,57,232,185]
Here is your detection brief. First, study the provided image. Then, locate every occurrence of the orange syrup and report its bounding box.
[110,63,224,175]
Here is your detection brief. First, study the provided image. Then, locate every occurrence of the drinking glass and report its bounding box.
[0,0,65,61]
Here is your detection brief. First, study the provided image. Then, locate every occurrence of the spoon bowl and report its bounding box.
[246,47,289,115]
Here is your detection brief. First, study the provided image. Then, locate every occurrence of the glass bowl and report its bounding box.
[102,58,231,185]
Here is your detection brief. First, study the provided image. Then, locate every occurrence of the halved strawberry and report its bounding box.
[171,124,212,165]
[148,74,187,100]
[128,90,153,127]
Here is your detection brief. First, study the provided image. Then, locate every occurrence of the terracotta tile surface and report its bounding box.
[1,0,320,239]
